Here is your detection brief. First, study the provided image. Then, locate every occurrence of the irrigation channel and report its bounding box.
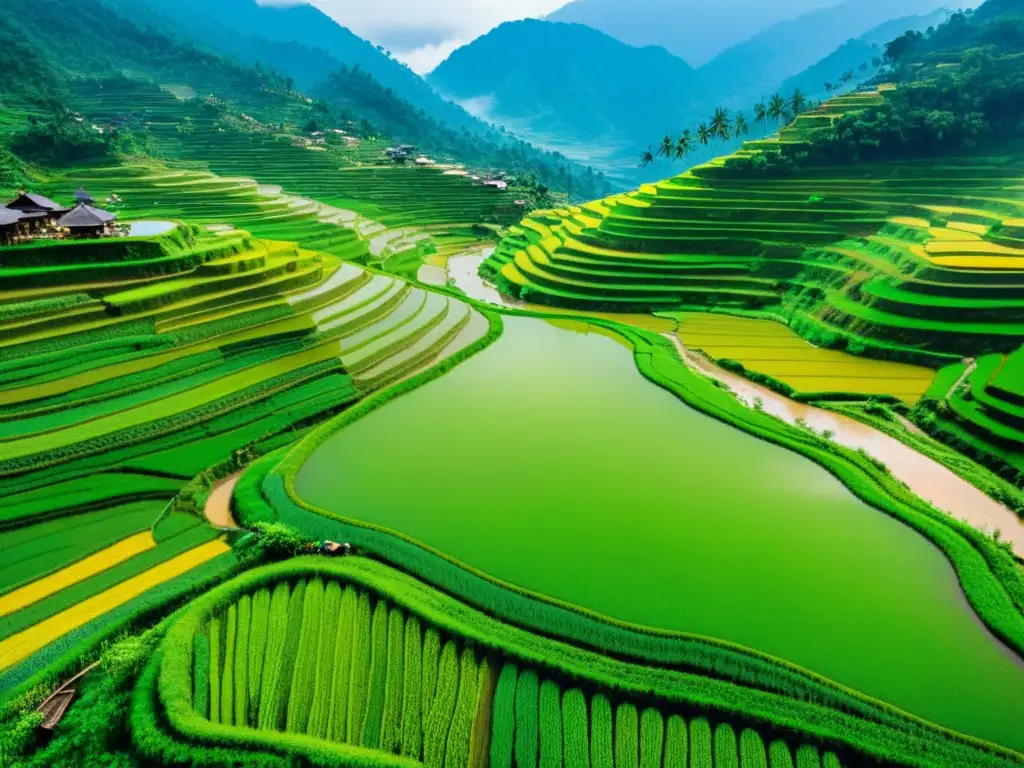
[296,310,1024,751]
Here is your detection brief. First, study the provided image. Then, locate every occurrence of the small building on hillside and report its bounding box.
[6,192,69,227]
[0,207,25,245]
[483,179,508,191]
[57,202,117,239]
[73,187,94,205]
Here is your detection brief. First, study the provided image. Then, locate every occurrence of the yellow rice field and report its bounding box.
[0,533,156,617]
[675,313,935,402]
[0,538,229,672]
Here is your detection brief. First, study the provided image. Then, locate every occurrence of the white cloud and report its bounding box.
[304,0,570,73]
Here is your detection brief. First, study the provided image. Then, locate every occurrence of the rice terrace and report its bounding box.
[2,0,1024,766]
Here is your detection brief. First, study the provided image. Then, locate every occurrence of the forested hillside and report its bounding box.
[429,21,705,143]
[0,0,611,200]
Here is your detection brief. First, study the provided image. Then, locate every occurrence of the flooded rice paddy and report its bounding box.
[297,316,1024,750]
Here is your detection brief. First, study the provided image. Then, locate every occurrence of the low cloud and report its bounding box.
[302,0,570,73]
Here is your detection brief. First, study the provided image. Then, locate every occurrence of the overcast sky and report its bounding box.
[301,0,571,73]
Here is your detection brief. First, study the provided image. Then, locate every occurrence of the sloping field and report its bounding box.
[133,557,1024,768]
[672,312,935,402]
[0,220,488,688]
[482,89,1024,366]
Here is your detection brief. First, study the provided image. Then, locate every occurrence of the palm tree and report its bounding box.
[710,107,731,141]
[790,88,807,117]
[640,147,655,167]
[734,112,749,137]
[768,93,786,128]
[754,100,768,136]
[696,122,711,145]
[674,129,692,160]
[657,134,675,159]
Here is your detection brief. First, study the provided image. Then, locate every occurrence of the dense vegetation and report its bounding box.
[3,1,1024,767]
[0,0,610,201]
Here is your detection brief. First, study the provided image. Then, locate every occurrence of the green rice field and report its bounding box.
[291,317,1024,750]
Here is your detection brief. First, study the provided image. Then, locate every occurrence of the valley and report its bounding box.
[1,1,1023,767]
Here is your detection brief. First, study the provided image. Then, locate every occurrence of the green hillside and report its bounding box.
[0,0,611,202]
[2,0,1024,766]
[429,21,703,144]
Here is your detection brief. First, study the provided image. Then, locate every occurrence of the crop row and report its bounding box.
[139,558,1024,768]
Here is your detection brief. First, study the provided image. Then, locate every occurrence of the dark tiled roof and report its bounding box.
[7,193,65,212]
[0,207,24,226]
[58,202,117,228]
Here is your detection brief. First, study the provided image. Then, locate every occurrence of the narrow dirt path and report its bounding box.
[204,471,243,531]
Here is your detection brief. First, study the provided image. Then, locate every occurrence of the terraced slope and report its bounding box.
[135,557,1024,768]
[916,348,1024,485]
[0,226,487,685]
[482,89,1024,363]
[66,77,525,230]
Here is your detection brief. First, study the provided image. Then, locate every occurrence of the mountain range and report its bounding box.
[428,0,960,184]
[546,0,840,66]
